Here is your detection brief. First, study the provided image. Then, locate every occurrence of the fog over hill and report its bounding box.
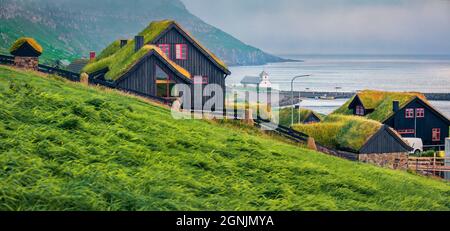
[0,0,287,65]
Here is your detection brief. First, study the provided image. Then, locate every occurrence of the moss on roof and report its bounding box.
[293,114,382,152]
[333,90,427,122]
[278,108,323,127]
[113,45,189,80]
[82,20,228,80]
[9,37,43,55]
[95,40,127,61]
[82,20,174,79]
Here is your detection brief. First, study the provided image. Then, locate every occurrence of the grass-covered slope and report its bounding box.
[0,66,449,211]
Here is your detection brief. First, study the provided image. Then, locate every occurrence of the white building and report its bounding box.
[259,71,272,88]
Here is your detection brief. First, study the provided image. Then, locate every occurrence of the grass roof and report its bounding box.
[82,20,228,80]
[82,20,174,80]
[9,37,43,54]
[333,90,427,122]
[293,114,382,152]
[95,39,127,61]
[278,108,323,127]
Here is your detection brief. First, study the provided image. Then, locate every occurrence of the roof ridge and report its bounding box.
[9,37,43,55]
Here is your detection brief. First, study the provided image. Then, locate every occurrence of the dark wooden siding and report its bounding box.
[154,28,226,86]
[115,55,187,96]
[304,114,321,124]
[359,126,411,154]
[154,27,226,110]
[11,43,41,57]
[384,98,450,148]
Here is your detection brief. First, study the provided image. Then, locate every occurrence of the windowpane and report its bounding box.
[157,83,169,98]
[432,128,441,141]
[194,75,208,84]
[416,108,425,118]
[356,105,364,116]
[405,108,414,118]
[176,44,187,60]
[158,44,170,57]
[155,65,168,80]
[397,129,415,134]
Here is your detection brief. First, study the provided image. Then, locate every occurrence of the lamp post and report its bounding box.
[291,75,311,126]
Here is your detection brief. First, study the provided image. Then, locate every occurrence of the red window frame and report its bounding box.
[158,44,170,58]
[193,76,208,85]
[175,44,187,60]
[416,108,425,118]
[432,128,441,142]
[355,105,364,116]
[405,108,414,118]
[397,129,415,135]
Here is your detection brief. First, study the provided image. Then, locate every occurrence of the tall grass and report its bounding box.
[0,65,449,211]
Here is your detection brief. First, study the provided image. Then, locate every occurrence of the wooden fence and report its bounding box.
[408,156,450,176]
[0,54,14,65]
[0,54,80,81]
[38,64,80,81]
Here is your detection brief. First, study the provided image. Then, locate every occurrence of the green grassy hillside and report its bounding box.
[0,65,449,211]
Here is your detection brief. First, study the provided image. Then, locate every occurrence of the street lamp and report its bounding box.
[291,75,311,126]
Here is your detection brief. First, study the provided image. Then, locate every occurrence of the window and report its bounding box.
[397,129,415,135]
[416,108,425,118]
[193,76,208,85]
[355,105,364,116]
[175,44,187,60]
[158,44,170,57]
[155,65,177,98]
[432,128,441,142]
[405,108,414,118]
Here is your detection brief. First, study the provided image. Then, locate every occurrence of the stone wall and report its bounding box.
[14,56,39,70]
[358,153,409,170]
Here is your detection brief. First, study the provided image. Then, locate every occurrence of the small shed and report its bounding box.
[9,37,43,70]
[240,71,272,88]
[67,59,89,74]
[240,76,261,88]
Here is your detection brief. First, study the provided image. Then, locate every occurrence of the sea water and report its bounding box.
[227,55,450,116]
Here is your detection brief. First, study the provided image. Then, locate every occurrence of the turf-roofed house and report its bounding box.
[82,20,231,110]
[9,37,43,70]
[334,90,450,150]
[293,115,413,169]
[278,108,322,127]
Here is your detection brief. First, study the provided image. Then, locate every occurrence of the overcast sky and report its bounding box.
[182,0,450,55]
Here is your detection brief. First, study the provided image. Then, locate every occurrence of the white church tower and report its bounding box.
[259,71,272,88]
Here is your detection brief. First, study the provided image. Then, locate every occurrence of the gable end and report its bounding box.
[359,125,413,154]
[151,23,231,75]
[383,97,450,125]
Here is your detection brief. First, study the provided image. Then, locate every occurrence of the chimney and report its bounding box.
[89,51,96,61]
[120,39,128,48]
[135,35,144,52]
[393,101,400,113]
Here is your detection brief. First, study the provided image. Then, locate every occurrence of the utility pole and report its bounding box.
[291,75,311,126]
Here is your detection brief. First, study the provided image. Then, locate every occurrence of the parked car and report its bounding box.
[403,138,423,154]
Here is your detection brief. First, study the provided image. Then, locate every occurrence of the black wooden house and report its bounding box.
[84,20,231,110]
[335,90,450,150]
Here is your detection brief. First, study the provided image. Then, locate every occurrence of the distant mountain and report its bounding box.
[0,0,289,66]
